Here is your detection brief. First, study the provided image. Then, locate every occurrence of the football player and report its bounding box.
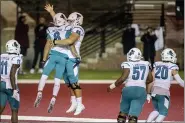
[146,48,184,122]
[107,48,153,123]
[0,40,22,123]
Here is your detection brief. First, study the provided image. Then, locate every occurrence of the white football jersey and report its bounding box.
[0,53,22,89]
[67,25,85,58]
[47,24,72,55]
[153,61,179,90]
[121,60,151,88]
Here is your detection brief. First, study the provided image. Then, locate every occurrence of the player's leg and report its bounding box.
[47,55,67,113]
[0,81,8,114]
[7,88,20,123]
[34,55,56,107]
[128,87,147,123]
[0,92,7,114]
[66,59,84,115]
[11,109,18,123]
[155,95,170,122]
[63,70,77,113]
[146,96,159,122]
[118,87,135,123]
[117,88,131,123]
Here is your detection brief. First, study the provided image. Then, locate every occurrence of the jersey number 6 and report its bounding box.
[54,31,61,40]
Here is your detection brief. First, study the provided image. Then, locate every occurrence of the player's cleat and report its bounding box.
[34,92,42,107]
[74,104,85,115]
[47,98,56,113]
[66,103,77,113]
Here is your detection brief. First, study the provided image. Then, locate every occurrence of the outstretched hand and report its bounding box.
[45,3,53,13]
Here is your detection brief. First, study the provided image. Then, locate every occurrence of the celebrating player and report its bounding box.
[34,13,74,113]
[107,48,153,123]
[0,40,22,123]
[45,4,85,115]
[146,48,184,122]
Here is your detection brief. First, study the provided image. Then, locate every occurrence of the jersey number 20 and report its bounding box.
[1,61,8,75]
[132,66,146,80]
[155,66,168,79]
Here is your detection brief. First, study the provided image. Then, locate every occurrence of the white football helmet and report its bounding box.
[68,12,83,26]
[53,13,67,26]
[127,48,142,62]
[6,39,21,54]
[161,48,177,63]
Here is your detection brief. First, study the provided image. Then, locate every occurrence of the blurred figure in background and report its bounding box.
[141,27,157,68]
[121,24,140,59]
[30,17,47,74]
[15,15,29,74]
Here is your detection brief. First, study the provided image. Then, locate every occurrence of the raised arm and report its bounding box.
[45,4,56,18]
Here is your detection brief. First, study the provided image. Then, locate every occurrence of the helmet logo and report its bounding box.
[60,14,65,19]
[129,50,135,56]
[14,42,18,47]
[168,51,174,56]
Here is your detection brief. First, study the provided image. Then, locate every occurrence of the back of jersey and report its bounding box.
[153,61,179,90]
[121,60,151,88]
[0,54,22,89]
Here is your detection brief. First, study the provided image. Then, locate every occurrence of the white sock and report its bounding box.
[76,97,82,105]
[146,111,159,122]
[71,96,77,104]
[38,91,42,96]
[53,78,61,96]
[155,115,166,122]
[50,97,56,104]
[38,75,48,91]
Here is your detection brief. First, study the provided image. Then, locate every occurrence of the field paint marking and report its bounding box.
[1,115,176,122]
[18,80,179,84]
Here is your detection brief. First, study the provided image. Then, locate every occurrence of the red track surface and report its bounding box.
[1,84,184,121]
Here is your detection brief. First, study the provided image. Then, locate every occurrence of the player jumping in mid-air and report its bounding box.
[0,40,22,123]
[45,4,85,115]
[146,48,184,122]
[34,13,77,113]
[107,48,153,123]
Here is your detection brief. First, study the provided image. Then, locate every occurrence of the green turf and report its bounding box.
[18,69,184,80]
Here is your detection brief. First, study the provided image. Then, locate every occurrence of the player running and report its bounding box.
[45,4,85,115]
[34,13,76,113]
[146,48,184,122]
[0,40,22,123]
[107,48,153,123]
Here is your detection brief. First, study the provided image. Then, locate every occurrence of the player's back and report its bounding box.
[121,60,150,88]
[153,61,178,90]
[0,53,22,89]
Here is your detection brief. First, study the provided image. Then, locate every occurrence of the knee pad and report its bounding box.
[128,115,138,123]
[117,114,127,123]
[69,82,81,90]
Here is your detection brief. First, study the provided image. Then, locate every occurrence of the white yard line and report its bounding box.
[1,115,175,122]
[18,79,179,84]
